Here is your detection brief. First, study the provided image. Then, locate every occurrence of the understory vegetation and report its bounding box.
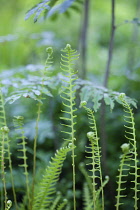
[0,0,140,209]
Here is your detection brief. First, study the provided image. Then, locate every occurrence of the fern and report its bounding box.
[115,143,131,209]
[13,116,31,209]
[32,144,72,210]
[49,192,62,210]
[0,87,18,210]
[56,199,68,210]
[60,44,79,210]
[80,101,105,210]
[79,162,93,193]
[5,200,12,210]
[118,93,140,210]
[0,126,9,208]
[31,47,53,207]
[83,182,92,210]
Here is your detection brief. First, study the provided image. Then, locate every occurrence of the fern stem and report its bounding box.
[31,102,41,208]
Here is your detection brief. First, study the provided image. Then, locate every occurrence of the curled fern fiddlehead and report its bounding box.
[5,200,12,210]
[60,44,79,210]
[115,143,131,210]
[118,93,140,210]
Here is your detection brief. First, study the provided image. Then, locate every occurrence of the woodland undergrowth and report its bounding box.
[0,45,140,210]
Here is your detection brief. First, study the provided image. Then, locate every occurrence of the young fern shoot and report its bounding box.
[118,93,140,210]
[0,126,9,208]
[80,101,105,210]
[0,88,18,210]
[31,47,53,206]
[13,116,31,209]
[115,143,131,210]
[60,44,79,210]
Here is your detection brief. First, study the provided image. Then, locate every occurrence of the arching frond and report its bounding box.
[32,145,72,210]
[60,44,79,210]
[118,93,140,210]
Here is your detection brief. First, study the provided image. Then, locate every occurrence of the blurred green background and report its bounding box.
[0,0,140,209]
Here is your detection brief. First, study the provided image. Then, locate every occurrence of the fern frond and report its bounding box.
[0,126,9,208]
[56,199,68,210]
[115,143,131,210]
[79,162,93,193]
[13,116,31,209]
[118,93,139,210]
[60,44,79,210]
[83,182,93,210]
[50,192,62,210]
[0,87,18,209]
[80,101,104,210]
[31,47,53,207]
[32,144,72,210]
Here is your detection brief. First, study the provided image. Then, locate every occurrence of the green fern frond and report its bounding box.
[118,93,139,210]
[56,199,68,210]
[60,44,79,210]
[0,87,18,210]
[31,47,53,207]
[79,162,93,193]
[13,116,31,209]
[115,143,131,210]
[83,182,93,210]
[50,192,62,210]
[80,101,104,210]
[65,204,71,210]
[0,126,9,208]
[32,144,72,210]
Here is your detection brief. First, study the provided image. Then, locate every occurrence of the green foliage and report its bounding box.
[80,102,107,209]
[0,45,140,210]
[115,143,131,209]
[78,80,137,112]
[25,0,83,22]
[118,93,140,210]
[13,116,31,208]
[32,145,72,210]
